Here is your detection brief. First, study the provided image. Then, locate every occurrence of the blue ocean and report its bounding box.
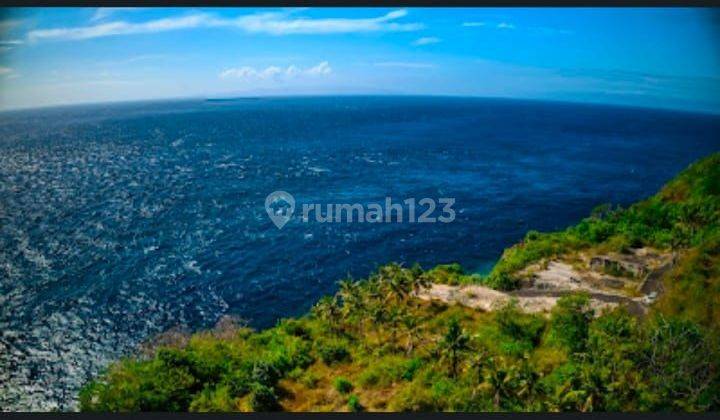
[1,96,719,410]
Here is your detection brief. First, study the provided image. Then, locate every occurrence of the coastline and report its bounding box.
[78,153,720,412]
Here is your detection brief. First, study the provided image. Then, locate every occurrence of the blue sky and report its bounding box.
[1,7,719,112]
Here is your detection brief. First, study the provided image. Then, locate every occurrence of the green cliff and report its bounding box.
[80,153,720,412]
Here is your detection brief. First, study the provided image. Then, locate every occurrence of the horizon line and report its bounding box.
[2,92,719,117]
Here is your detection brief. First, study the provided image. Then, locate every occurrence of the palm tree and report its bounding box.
[484,357,511,410]
[312,295,342,333]
[440,318,470,378]
[514,357,540,403]
[382,306,408,346]
[401,313,421,354]
[379,263,414,303]
[337,279,364,321]
[472,344,490,385]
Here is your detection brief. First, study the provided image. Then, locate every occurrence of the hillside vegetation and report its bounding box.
[80,153,720,412]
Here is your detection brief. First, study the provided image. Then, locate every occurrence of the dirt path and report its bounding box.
[638,257,675,295]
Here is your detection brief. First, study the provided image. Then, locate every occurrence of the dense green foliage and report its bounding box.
[656,230,720,328]
[80,153,720,412]
[484,153,720,290]
[80,285,720,411]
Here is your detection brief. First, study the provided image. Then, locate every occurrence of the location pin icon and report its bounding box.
[265,191,295,229]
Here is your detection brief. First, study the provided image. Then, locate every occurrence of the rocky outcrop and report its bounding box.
[590,256,646,278]
[418,247,674,316]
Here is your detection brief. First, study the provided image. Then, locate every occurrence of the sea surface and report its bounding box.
[1,96,719,410]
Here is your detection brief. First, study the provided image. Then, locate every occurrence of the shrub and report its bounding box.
[402,358,423,381]
[357,369,380,388]
[333,377,353,394]
[222,369,253,396]
[550,294,594,354]
[389,380,439,411]
[188,385,236,412]
[495,301,546,347]
[484,271,520,291]
[640,317,720,411]
[249,383,279,411]
[347,394,363,412]
[299,371,320,389]
[426,263,465,285]
[79,356,199,412]
[280,319,311,339]
[357,356,421,389]
[251,360,281,387]
[316,340,351,365]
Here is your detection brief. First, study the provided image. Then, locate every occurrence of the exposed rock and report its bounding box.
[416,283,618,315]
[531,262,584,290]
[417,247,674,317]
[601,276,626,289]
[590,256,646,278]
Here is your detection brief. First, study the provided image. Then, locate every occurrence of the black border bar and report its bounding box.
[2,411,720,417]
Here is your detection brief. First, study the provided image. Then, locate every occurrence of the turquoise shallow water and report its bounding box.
[1,96,719,410]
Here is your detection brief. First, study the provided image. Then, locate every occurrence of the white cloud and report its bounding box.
[220,67,256,79]
[92,54,172,68]
[91,7,141,22]
[285,65,301,77]
[306,61,331,75]
[261,66,283,78]
[27,9,422,42]
[412,36,440,46]
[28,14,213,41]
[220,61,332,81]
[0,66,12,75]
[237,9,421,35]
[374,61,435,69]
[464,21,568,35]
